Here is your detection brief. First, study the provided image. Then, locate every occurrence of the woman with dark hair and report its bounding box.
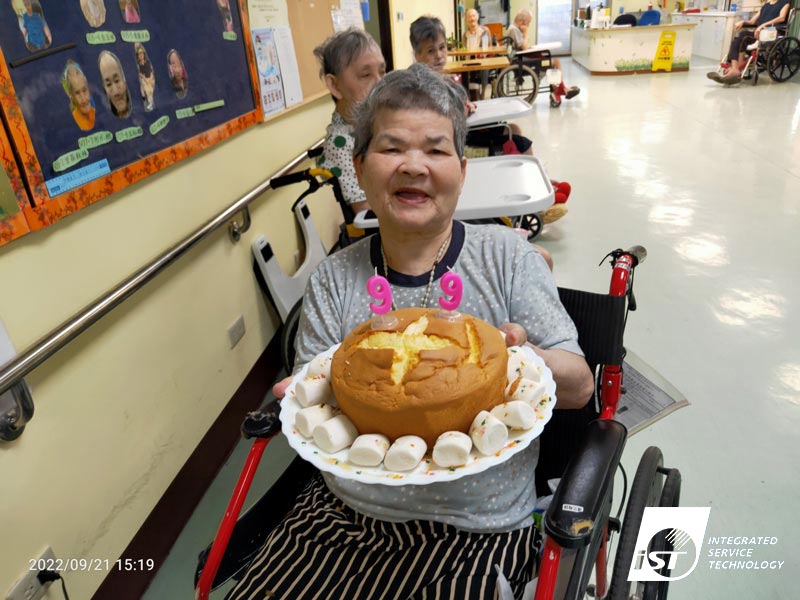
[167,49,188,98]
[135,43,155,111]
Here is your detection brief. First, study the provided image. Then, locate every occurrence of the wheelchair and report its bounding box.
[721,9,800,84]
[195,195,684,600]
[492,37,560,105]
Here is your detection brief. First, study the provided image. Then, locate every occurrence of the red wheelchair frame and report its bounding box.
[195,244,680,600]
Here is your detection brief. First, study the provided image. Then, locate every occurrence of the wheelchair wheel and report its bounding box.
[280,300,303,375]
[641,468,682,600]
[494,64,539,103]
[518,212,543,241]
[767,37,800,82]
[751,70,759,85]
[607,446,666,600]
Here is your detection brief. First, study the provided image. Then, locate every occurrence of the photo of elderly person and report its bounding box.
[226,63,593,600]
[98,50,131,118]
[16,0,51,52]
[119,0,140,23]
[167,49,188,99]
[62,60,95,131]
[80,0,106,28]
[134,42,155,111]
[217,0,234,33]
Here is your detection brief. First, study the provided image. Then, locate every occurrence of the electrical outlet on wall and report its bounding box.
[227,315,246,349]
[6,546,56,600]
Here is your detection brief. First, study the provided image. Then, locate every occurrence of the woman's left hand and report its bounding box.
[498,322,527,347]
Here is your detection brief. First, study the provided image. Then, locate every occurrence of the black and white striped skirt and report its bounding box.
[227,475,538,600]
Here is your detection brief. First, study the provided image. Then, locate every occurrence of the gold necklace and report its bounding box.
[380,235,451,310]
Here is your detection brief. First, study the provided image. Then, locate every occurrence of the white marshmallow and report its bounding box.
[432,431,473,467]
[505,377,548,408]
[295,376,332,408]
[312,414,359,453]
[348,434,391,466]
[490,401,537,430]
[307,354,332,379]
[506,347,541,383]
[294,404,336,438]
[384,435,427,471]
[469,410,509,455]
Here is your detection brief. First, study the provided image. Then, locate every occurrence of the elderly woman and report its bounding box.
[228,64,592,600]
[313,29,385,214]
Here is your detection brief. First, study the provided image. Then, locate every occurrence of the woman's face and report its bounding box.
[137,47,145,63]
[68,70,92,116]
[355,108,466,235]
[327,45,385,115]
[169,53,181,74]
[414,34,448,73]
[99,54,129,116]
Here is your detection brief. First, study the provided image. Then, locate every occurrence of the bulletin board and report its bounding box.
[285,0,335,99]
[0,0,261,245]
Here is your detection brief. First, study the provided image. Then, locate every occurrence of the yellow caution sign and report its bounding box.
[652,31,676,72]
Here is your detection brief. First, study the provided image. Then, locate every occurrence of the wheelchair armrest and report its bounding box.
[543,419,627,549]
[241,399,282,439]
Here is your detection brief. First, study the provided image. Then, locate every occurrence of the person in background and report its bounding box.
[98,50,131,118]
[80,0,106,28]
[707,0,790,84]
[462,8,490,100]
[62,61,95,131]
[507,9,580,107]
[410,15,571,242]
[313,28,386,215]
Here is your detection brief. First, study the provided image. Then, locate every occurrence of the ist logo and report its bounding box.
[628,507,711,582]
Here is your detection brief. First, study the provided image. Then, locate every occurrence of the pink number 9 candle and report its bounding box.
[438,271,463,311]
[367,274,392,315]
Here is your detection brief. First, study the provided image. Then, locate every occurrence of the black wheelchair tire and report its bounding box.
[752,70,759,85]
[494,64,540,103]
[519,212,543,241]
[768,37,800,82]
[642,468,683,600]
[607,446,665,600]
[280,301,303,375]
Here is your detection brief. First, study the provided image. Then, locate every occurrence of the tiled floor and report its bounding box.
[147,59,800,599]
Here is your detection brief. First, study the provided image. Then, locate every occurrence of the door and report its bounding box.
[537,0,573,54]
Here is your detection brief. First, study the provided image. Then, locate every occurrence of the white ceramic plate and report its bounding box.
[279,343,557,486]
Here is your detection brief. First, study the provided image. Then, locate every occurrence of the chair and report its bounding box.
[638,9,661,26]
[483,21,504,44]
[195,246,682,600]
[613,13,637,26]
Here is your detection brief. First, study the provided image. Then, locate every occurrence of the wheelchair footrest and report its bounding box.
[543,419,627,549]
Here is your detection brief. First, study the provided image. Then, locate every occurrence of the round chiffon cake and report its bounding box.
[329,308,508,446]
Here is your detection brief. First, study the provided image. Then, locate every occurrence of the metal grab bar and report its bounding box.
[0,138,325,399]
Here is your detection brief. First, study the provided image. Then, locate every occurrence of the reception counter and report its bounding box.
[572,23,696,74]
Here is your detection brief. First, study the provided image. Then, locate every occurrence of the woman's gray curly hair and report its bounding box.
[352,63,467,160]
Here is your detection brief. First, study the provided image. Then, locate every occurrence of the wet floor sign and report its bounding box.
[653,31,676,72]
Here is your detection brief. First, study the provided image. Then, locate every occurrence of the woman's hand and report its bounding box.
[498,322,527,346]
[465,102,478,116]
[272,375,293,399]
[734,20,744,31]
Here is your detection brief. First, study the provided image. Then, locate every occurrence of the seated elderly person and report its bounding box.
[226,63,593,600]
[707,0,790,84]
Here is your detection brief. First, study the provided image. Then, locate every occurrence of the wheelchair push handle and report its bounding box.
[270,169,316,190]
[624,245,647,266]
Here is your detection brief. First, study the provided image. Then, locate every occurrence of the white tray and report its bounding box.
[467,97,533,128]
[279,343,557,486]
[354,155,554,229]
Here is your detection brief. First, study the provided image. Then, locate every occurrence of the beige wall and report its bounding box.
[389,0,456,69]
[0,98,341,598]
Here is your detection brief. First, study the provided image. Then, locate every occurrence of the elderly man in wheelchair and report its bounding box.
[196,62,680,600]
[708,0,797,85]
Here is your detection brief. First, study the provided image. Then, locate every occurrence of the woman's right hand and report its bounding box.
[273,375,293,399]
[734,20,743,31]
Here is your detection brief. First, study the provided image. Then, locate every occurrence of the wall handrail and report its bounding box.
[0,139,325,399]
